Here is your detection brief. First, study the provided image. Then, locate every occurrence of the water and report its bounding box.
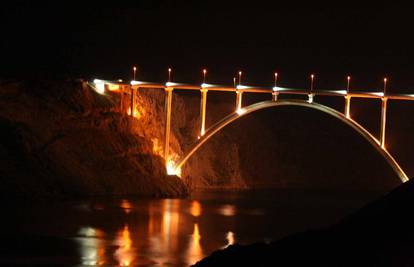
[0,189,383,266]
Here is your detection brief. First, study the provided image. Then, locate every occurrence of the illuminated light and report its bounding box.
[93,79,105,95]
[168,67,172,82]
[272,86,291,92]
[202,69,207,83]
[274,72,278,87]
[218,204,236,216]
[371,92,385,97]
[130,80,143,85]
[233,77,236,88]
[236,85,248,90]
[236,108,246,115]
[383,77,388,95]
[333,90,347,95]
[107,84,120,91]
[346,76,351,93]
[197,135,201,140]
[201,83,212,88]
[165,82,177,87]
[127,103,143,119]
[166,160,182,177]
[225,231,235,247]
[133,66,137,81]
[190,200,202,217]
[310,74,315,92]
[118,79,123,82]
[238,71,242,85]
[93,79,104,84]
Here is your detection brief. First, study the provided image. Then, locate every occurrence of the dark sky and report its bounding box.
[1,3,413,92]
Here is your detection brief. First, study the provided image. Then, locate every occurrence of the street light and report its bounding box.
[383,77,388,95]
[133,66,137,81]
[274,72,278,87]
[346,76,351,93]
[238,71,242,86]
[310,74,315,92]
[203,69,207,83]
[168,68,172,82]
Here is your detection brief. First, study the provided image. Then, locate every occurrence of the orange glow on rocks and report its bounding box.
[107,84,120,91]
[151,138,164,157]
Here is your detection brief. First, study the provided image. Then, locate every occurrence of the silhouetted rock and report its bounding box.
[193,177,414,266]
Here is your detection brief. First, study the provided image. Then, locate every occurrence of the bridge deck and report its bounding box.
[125,80,414,100]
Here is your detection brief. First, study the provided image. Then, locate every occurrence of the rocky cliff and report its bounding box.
[0,79,187,197]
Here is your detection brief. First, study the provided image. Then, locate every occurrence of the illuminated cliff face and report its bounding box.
[0,81,188,197]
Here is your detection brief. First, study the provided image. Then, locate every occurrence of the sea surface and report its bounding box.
[0,189,385,266]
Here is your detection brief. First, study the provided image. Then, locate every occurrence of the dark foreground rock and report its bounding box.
[0,79,188,197]
[193,177,414,267]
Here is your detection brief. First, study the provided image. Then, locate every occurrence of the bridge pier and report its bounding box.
[200,88,208,136]
[164,87,174,163]
[236,91,243,111]
[272,91,279,101]
[130,87,135,116]
[307,93,315,103]
[344,95,351,119]
[380,97,388,149]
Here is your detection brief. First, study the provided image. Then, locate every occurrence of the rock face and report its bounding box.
[193,176,414,267]
[0,80,187,197]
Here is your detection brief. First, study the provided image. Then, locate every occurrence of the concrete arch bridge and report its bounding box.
[92,77,414,183]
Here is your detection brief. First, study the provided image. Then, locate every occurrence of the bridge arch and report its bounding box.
[174,99,408,183]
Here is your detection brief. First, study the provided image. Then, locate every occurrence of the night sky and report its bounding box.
[1,3,413,92]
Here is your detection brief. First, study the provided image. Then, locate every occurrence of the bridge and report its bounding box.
[92,70,414,183]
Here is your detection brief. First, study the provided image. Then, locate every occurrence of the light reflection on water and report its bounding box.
[75,198,233,266]
[76,227,106,266]
[185,223,203,265]
[3,190,382,266]
[114,225,134,266]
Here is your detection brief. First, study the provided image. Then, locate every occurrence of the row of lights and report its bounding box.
[131,66,389,94]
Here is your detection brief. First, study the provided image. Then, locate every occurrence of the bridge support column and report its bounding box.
[200,88,208,136]
[164,87,174,163]
[120,86,125,113]
[307,93,315,103]
[272,91,279,101]
[236,91,243,111]
[344,95,351,119]
[380,97,388,149]
[130,87,135,117]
